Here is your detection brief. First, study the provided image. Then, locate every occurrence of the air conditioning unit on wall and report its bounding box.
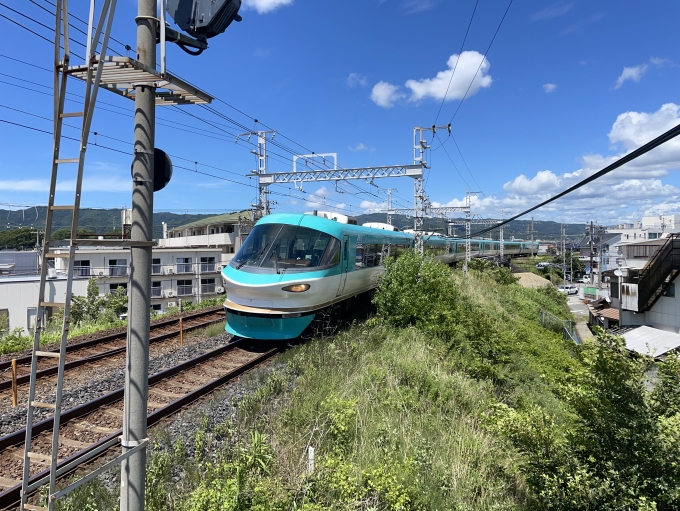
[216,286,225,294]
[167,301,177,308]
[165,290,177,298]
[167,268,175,274]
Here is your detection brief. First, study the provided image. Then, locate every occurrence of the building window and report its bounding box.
[649,233,659,240]
[177,279,193,296]
[0,309,8,333]
[200,256,216,272]
[109,283,127,294]
[177,257,192,273]
[152,258,162,275]
[151,281,162,298]
[73,259,91,277]
[201,278,216,294]
[230,246,234,253]
[109,259,127,277]
[611,283,619,298]
[151,304,162,312]
[663,283,675,298]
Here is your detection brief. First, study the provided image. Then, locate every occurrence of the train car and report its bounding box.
[221,213,537,340]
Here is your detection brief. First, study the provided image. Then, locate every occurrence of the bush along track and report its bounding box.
[53,251,680,510]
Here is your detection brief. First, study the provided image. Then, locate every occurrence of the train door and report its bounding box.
[336,235,350,297]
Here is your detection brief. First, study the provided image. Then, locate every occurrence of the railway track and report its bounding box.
[0,337,281,509]
[0,307,225,392]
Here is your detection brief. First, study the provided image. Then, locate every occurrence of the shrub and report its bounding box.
[373,250,459,335]
[489,328,680,510]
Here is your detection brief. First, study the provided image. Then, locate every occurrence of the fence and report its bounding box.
[541,310,580,344]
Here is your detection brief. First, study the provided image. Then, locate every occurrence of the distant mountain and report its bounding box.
[0,208,215,248]
[355,213,586,241]
[0,207,588,251]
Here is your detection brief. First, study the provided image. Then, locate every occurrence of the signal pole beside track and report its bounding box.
[121,0,155,509]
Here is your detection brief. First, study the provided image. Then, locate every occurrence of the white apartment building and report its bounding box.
[0,211,253,334]
[608,215,680,242]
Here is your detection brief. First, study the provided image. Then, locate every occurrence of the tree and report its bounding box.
[71,278,104,324]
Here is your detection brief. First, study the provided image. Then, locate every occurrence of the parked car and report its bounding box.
[536,262,549,269]
[557,285,578,295]
[579,276,590,284]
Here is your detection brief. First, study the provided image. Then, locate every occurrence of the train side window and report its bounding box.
[321,238,341,266]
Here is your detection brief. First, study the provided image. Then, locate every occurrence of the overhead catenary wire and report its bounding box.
[469,121,680,237]
[0,12,410,210]
[433,0,480,125]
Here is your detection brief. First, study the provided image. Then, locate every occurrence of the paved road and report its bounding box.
[566,285,590,318]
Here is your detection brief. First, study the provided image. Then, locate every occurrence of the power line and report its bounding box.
[433,0,479,124]
[447,0,513,126]
[469,121,680,237]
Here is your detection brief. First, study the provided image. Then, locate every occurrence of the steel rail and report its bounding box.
[0,311,224,391]
[0,306,223,373]
[0,309,224,391]
[0,337,280,509]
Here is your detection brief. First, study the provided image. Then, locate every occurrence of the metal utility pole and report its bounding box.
[589,221,594,286]
[598,224,604,291]
[499,210,504,261]
[238,130,276,217]
[386,188,395,226]
[121,0,155,509]
[562,224,566,285]
[530,217,535,257]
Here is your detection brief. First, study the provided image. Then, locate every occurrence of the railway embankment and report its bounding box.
[36,252,680,510]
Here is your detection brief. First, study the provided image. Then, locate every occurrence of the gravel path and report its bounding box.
[0,331,232,436]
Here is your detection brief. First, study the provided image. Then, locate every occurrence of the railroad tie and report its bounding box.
[102,408,124,418]
[0,476,20,489]
[27,451,60,465]
[73,421,118,434]
[59,436,92,449]
[147,400,169,409]
[164,381,197,391]
[149,388,185,399]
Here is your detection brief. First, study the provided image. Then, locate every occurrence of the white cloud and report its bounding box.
[242,0,293,14]
[347,73,368,88]
[614,64,648,89]
[404,51,492,103]
[613,57,670,90]
[370,81,404,108]
[371,51,492,108]
[436,103,680,224]
[531,2,573,21]
[543,83,557,93]
[359,200,387,213]
[348,142,375,152]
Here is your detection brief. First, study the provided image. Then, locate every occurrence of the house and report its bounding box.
[573,232,621,282]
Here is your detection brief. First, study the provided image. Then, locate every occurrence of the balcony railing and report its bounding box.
[177,285,193,296]
[200,263,216,272]
[108,265,128,277]
[176,264,193,274]
[151,287,162,298]
[151,264,162,275]
[73,267,91,277]
[201,284,216,295]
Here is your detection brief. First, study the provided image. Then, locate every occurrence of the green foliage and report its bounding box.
[71,278,105,324]
[468,258,520,286]
[536,284,568,310]
[373,249,460,336]
[0,328,32,355]
[54,474,119,511]
[489,328,680,510]
[0,227,38,250]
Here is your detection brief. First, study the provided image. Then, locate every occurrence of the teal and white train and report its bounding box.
[221,212,537,340]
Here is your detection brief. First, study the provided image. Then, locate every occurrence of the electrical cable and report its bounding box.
[447,0,513,126]
[469,121,680,237]
[433,0,479,125]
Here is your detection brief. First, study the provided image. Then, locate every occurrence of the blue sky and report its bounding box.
[1,0,679,225]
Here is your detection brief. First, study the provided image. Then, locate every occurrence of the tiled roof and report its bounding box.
[171,211,246,231]
[598,308,620,321]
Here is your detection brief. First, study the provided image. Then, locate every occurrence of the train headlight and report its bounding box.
[282,284,310,292]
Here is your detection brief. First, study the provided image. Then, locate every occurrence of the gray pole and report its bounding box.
[589,221,594,286]
[120,1,155,509]
[562,225,566,285]
[530,217,534,258]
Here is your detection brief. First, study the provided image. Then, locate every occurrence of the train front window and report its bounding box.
[232,224,339,271]
[232,224,283,269]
